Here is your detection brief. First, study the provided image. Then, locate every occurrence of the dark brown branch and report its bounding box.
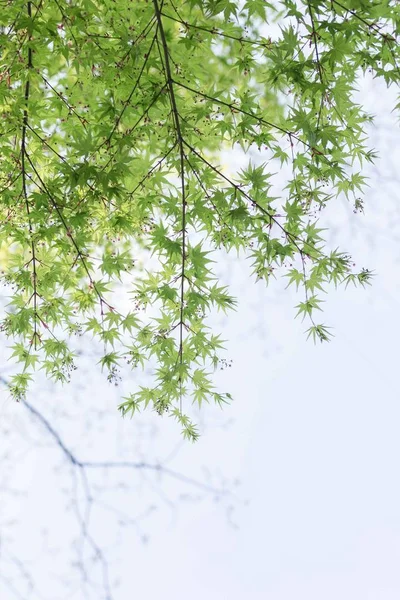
[126,141,177,198]
[98,84,168,172]
[153,0,187,411]
[184,153,237,238]
[98,29,159,150]
[41,74,89,129]
[183,140,324,260]
[172,79,321,154]
[24,153,111,314]
[307,1,325,129]
[329,0,397,42]
[21,0,38,349]
[161,11,270,48]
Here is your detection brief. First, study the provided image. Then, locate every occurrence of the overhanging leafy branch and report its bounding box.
[0,0,397,438]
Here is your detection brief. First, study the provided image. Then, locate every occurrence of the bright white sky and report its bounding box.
[1,75,400,599]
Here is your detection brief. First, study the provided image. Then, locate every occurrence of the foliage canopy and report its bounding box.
[0,0,399,438]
